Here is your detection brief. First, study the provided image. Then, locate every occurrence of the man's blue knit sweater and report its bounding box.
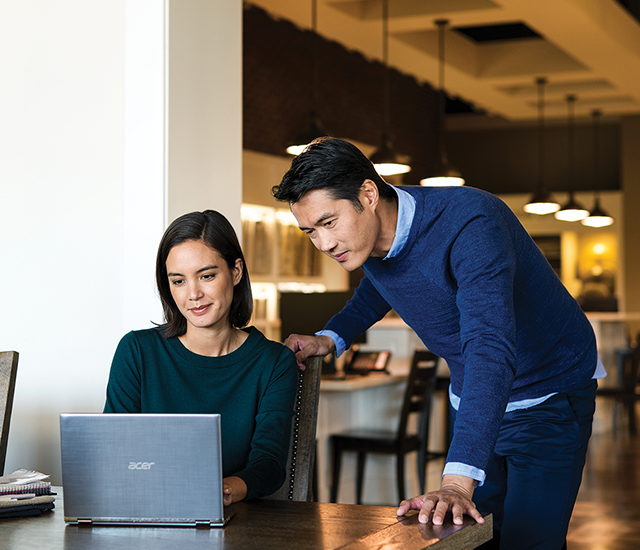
[324,185,598,476]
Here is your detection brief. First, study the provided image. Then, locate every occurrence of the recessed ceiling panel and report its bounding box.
[537,95,638,111]
[477,40,587,78]
[394,29,587,79]
[498,79,617,97]
[454,22,541,43]
[328,0,499,20]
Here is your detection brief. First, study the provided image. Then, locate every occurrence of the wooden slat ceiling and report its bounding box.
[251,0,640,125]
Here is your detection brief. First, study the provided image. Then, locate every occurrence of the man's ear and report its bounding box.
[361,179,380,210]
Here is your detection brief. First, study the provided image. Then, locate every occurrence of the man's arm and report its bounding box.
[283,274,391,367]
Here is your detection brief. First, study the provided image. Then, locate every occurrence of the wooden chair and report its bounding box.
[596,334,640,435]
[330,350,441,504]
[1,351,19,475]
[264,355,322,502]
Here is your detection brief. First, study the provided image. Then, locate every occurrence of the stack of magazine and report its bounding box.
[0,469,55,518]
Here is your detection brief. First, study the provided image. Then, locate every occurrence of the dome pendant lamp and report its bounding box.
[523,77,560,215]
[555,95,589,222]
[582,110,613,227]
[370,0,411,176]
[421,19,464,186]
[286,0,329,156]
[582,196,613,227]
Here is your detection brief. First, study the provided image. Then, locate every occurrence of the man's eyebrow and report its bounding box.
[299,212,334,231]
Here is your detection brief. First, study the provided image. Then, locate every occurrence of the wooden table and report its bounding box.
[2,490,491,550]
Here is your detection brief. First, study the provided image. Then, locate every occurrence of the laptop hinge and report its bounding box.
[77,518,93,526]
[195,520,212,528]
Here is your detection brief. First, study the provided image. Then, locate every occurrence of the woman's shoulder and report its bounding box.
[245,327,294,353]
[115,327,173,355]
[243,327,297,366]
[119,327,165,344]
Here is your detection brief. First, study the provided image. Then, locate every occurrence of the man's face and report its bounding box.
[291,187,380,272]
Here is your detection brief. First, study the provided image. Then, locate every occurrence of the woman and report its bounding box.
[104,210,298,505]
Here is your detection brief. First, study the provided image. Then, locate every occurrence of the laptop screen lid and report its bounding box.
[60,413,233,527]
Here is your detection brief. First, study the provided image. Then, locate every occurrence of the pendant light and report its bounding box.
[582,109,613,227]
[523,77,561,214]
[286,0,328,155]
[421,19,464,186]
[370,0,411,176]
[582,197,613,227]
[555,95,589,221]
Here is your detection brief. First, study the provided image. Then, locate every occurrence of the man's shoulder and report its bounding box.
[399,184,495,203]
[401,185,514,223]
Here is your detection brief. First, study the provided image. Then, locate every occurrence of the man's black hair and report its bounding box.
[272,137,397,211]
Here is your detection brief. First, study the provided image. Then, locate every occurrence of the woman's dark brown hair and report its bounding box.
[155,210,252,337]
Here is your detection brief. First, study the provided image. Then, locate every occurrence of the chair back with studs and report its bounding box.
[264,355,322,501]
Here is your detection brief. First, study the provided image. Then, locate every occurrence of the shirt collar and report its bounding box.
[383,185,416,260]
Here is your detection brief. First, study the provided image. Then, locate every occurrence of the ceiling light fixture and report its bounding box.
[555,94,589,222]
[286,0,329,156]
[421,19,464,186]
[370,0,411,176]
[582,109,613,227]
[523,77,560,215]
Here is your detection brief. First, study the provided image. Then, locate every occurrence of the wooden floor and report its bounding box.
[566,402,640,549]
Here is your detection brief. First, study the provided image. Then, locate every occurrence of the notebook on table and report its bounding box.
[60,413,235,527]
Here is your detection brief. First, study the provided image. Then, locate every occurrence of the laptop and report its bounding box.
[60,413,235,527]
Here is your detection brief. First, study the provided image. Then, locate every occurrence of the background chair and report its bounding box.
[329,349,441,504]
[596,333,640,435]
[264,355,322,502]
[1,351,19,475]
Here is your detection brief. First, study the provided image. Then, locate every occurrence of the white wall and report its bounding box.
[0,0,242,484]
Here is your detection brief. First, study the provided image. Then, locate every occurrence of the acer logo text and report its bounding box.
[128,461,155,470]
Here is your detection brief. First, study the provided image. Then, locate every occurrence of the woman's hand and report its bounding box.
[222,476,248,506]
[396,474,484,526]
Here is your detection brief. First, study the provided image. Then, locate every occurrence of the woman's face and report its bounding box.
[165,239,242,332]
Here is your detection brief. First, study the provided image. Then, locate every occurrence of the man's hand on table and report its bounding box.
[283,334,335,370]
[396,474,484,526]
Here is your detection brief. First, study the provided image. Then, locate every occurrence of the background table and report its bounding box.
[317,357,451,504]
[2,489,491,550]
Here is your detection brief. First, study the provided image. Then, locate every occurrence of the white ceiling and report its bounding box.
[250,0,640,125]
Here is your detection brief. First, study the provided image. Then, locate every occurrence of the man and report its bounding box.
[272,138,604,550]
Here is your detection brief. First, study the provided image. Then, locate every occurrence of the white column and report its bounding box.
[167,0,243,233]
[123,0,168,330]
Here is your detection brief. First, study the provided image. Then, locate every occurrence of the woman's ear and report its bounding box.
[233,258,243,286]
